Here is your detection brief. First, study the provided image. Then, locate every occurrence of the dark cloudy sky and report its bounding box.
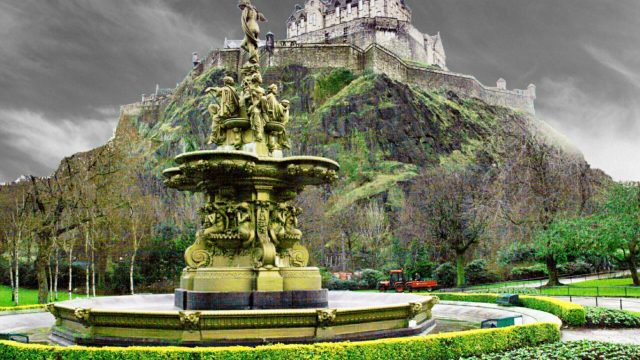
[1,0,638,182]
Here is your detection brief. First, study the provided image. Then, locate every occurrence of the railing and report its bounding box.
[440,269,635,293]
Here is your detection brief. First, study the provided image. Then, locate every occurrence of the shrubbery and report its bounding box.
[324,278,365,290]
[0,304,44,312]
[497,242,536,266]
[360,269,385,289]
[585,306,640,328]
[464,260,499,286]
[558,260,594,277]
[0,323,560,360]
[434,262,456,288]
[509,264,547,280]
[463,341,640,360]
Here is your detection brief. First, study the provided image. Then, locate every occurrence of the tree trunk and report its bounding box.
[54,246,59,301]
[455,252,465,287]
[91,246,96,297]
[129,251,137,295]
[68,248,73,300]
[9,255,15,302]
[48,257,53,302]
[628,257,639,286]
[36,253,49,304]
[545,256,562,286]
[14,251,20,306]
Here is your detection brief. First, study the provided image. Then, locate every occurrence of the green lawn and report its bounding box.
[0,285,81,307]
[465,279,544,290]
[570,278,636,287]
[537,278,640,297]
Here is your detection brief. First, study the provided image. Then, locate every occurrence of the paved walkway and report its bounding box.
[0,311,54,333]
[553,296,640,313]
[509,270,635,289]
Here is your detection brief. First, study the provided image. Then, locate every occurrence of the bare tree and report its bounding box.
[406,166,492,287]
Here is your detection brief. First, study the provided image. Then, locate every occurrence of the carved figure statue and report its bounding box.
[263,84,280,123]
[284,206,303,239]
[202,203,229,240]
[248,86,266,142]
[239,0,267,64]
[206,76,239,119]
[235,202,255,248]
[207,104,224,145]
[268,204,288,246]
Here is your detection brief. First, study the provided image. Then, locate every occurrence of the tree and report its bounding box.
[406,166,491,287]
[353,201,390,269]
[602,183,640,285]
[499,120,589,286]
[577,183,640,286]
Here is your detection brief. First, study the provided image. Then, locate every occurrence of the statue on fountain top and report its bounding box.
[239,0,266,65]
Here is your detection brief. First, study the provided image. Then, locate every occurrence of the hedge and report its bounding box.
[0,323,559,360]
[0,304,44,312]
[434,293,586,327]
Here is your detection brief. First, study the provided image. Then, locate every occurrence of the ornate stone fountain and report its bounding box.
[47,0,436,346]
[162,1,338,311]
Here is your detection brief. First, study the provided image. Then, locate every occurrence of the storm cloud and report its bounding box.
[0,0,638,181]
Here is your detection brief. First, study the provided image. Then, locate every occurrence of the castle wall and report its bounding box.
[204,43,535,115]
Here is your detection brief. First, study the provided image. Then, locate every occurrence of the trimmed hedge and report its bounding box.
[463,341,640,360]
[0,323,560,360]
[0,304,44,312]
[434,293,586,327]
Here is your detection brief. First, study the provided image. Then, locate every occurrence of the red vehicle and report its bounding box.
[378,270,438,293]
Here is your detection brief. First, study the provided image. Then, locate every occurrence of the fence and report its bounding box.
[439,269,636,294]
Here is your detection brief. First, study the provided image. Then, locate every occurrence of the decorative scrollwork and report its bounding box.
[184,237,212,269]
[409,302,423,318]
[179,311,201,330]
[74,308,91,323]
[289,243,310,267]
[317,309,337,328]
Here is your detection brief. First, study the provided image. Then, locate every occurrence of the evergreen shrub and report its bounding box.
[0,322,559,360]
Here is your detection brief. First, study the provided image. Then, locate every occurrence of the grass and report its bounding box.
[570,278,636,287]
[0,285,82,307]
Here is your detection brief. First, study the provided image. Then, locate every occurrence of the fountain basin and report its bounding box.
[47,292,437,346]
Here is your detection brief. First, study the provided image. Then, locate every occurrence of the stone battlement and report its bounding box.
[205,42,536,115]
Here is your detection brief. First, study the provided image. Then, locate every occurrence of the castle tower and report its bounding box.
[286,0,447,70]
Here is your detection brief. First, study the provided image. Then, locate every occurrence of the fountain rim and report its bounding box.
[172,150,340,168]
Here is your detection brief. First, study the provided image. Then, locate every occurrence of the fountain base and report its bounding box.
[175,289,328,310]
[47,292,438,347]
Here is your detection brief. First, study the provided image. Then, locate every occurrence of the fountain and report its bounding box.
[46,0,437,346]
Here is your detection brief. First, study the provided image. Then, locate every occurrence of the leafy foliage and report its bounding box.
[0,323,559,360]
[585,306,640,328]
[463,341,640,360]
[464,259,499,286]
[434,262,457,288]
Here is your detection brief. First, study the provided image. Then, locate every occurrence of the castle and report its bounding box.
[162,1,537,115]
[286,0,447,70]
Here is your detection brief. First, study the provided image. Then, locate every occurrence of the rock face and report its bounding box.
[0,63,607,274]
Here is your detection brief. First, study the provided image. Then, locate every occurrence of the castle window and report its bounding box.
[344,27,349,36]
[325,32,330,42]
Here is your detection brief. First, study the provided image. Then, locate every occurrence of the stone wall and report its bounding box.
[204,43,535,115]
